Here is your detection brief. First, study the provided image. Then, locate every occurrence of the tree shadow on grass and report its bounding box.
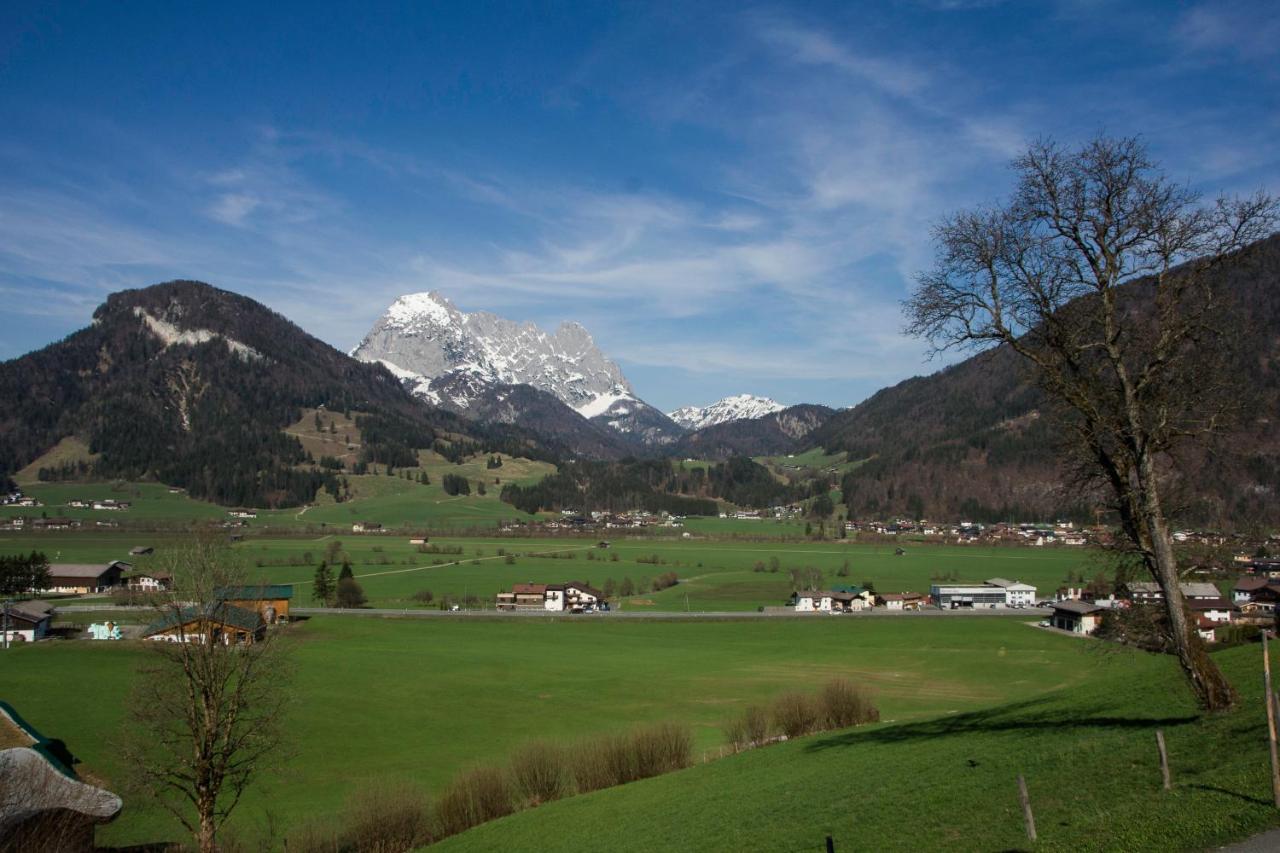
[1184,783,1273,808]
[803,696,1199,753]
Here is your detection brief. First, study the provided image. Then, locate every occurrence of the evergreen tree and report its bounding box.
[338,560,354,581]
[312,561,335,607]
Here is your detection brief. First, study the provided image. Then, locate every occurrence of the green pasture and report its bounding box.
[4,615,1124,847]
[0,530,1106,612]
[439,642,1278,852]
[0,482,228,523]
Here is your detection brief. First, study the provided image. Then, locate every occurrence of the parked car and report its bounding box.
[1038,620,1051,627]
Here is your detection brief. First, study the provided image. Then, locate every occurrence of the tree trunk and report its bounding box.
[1140,460,1237,711]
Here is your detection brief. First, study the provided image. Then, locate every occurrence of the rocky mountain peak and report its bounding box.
[668,394,786,430]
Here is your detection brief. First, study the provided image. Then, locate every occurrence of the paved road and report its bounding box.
[53,603,1053,619]
[1217,828,1280,852]
[291,606,1054,619]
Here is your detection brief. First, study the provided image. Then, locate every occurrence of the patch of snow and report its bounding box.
[385,291,456,329]
[134,308,260,360]
[575,387,636,419]
[373,358,425,383]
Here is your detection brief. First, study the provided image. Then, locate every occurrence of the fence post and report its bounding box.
[1155,729,1170,790]
[1017,774,1036,842]
[1264,631,1280,808]
[825,835,835,853]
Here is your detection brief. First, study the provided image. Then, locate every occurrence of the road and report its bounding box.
[53,603,1053,620]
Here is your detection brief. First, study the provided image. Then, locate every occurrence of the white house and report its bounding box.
[793,592,831,612]
[1189,597,1235,624]
[563,582,603,611]
[986,578,1038,606]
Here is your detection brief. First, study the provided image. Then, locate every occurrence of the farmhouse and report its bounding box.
[495,582,607,612]
[1232,577,1272,605]
[31,517,80,531]
[1120,581,1221,603]
[879,592,926,611]
[1051,600,1106,634]
[43,562,129,594]
[1188,597,1235,624]
[352,521,383,533]
[143,603,265,644]
[214,584,293,623]
[563,581,604,611]
[1,601,53,643]
[793,591,832,612]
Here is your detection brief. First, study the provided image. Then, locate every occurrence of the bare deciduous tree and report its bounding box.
[906,134,1277,711]
[123,536,292,851]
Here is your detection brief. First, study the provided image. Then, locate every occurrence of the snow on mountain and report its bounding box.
[667,394,786,430]
[574,385,639,419]
[352,291,633,412]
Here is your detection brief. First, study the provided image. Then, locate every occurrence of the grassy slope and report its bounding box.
[436,643,1279,852]
[4,616,1106,846]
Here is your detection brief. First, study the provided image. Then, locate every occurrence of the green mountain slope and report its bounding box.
[810,233,1280,525]
[0,281,550,507]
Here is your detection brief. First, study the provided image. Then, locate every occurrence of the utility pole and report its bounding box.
[2,599,11,650]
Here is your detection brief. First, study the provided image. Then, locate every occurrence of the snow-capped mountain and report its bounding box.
[353,292,631,409]
[668,394,786,430]
[352,292,684,445]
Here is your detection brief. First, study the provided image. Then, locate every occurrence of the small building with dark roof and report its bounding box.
[43,562,128,594]
[1051,600,1106,635]
[142,603,265,645]
[214,585,293,623]
[1,601,53,644]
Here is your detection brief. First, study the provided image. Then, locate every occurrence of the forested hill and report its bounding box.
[500,456,799,516]
[0,280,548,507]
[671,404,834,459]
[810,233,1280,525]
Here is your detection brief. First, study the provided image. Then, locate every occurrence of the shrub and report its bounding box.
[510,741,570,806]
[743,704,771,744]
[336,782,432,852]
[336,576,367,608]
[632,722,692,778]
[411,589,434,604]
[724,705,771,751]
[819,678,879,729]
[435,766,514,838]
[772,691,822,738]
[723,716,748,752]
[603,733,641,786]
[284,823,340,853]
[570,737,618,793]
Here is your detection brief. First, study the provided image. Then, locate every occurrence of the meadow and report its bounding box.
[436,641,1280,852]
[1,528,1108,613]
[4,615,1130,847]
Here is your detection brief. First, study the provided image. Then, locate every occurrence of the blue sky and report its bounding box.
[1,0,1277,411]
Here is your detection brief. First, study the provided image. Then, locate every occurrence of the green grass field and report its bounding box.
[435,641,1279,852]
[1,529,1107,612]
[5,615,1128,847]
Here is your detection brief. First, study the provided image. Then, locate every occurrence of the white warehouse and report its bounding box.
[930,578,1038,609]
